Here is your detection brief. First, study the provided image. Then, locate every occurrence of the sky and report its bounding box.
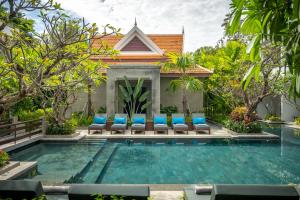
[46,0,230,52]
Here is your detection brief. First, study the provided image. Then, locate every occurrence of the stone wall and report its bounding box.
[160,77,204,113]
[66,83,106,117]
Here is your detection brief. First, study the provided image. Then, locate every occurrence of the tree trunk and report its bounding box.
[182,89,188,114]
[87,80,93,117]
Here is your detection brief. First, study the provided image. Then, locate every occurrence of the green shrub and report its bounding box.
[46,119,77,135]
[71,112,93,126]
[160,105,178,116]
[17,108,52,121]
[295,117,300,125]
[97,106,106,113]
[268,115,281,122]
[224,119,262,133]
[230,106,247,122]
[265,114,281,122]
[209,114,229,125]
[0,150,9,167]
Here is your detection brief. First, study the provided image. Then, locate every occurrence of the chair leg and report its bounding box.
[131,129,132,135]
[88,129,90,135]
[111,130,112,134]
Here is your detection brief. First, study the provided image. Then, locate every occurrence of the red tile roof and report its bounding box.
[91,33,212,77]
[91,34,183,54]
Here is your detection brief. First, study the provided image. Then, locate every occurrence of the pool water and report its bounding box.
[10,126,300,185]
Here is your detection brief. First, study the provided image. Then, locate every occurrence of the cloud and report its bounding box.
[54,0,230,51]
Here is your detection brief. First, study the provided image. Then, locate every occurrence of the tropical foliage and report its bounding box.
[224,119,262,133]
[160,105,178,116]
[46,118,78,135]
[0,149,9,167]
[226,0,300,96]
[0,0,119,125]
[295,117,300,126]
[162,53,203,114]
[197,40,284,120]
[118,76,151,119]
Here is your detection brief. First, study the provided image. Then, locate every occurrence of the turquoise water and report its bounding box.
[10,125,300,185]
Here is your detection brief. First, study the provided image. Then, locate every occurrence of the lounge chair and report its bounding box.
[131,114,146,134]
[153,114,168,134]
[88,113,107,134]
[184,184,300,200]
[192,113,210,134]
[68,184,150,200]
[172,113,188,134]
[111,114,128,134]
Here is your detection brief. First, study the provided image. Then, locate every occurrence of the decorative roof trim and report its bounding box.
[114,26,164,55]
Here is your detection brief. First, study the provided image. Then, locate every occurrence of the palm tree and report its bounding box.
[161,53,203,114]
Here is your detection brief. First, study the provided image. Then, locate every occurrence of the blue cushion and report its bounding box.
[114,117,126,124]
[172,117,185,124]
[193,117,206,124]
[133,117,145,124]
[93,117,106,124]
[154,116,167,124]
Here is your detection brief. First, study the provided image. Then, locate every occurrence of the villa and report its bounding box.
[1,0,300,199]
[70,23,212,117]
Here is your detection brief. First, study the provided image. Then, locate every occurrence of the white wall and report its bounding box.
[281,96,300,122]
[160,77,204,113]
[256,95,281,119]
[67,83,106,117]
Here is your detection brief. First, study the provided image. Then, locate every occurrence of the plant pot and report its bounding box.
[146,121,153,131]
[106,121,113,131]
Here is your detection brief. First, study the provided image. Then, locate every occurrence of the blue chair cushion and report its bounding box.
[193,117,206,124]
[172,117,185,124]
[114,117,126,124]
[93,117,106,124]
[133,117,145,124]
[154,116,167,124]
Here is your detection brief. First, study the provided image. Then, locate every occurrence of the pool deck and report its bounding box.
[1,123,280,151]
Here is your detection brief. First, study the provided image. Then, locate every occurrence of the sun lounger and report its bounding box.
[192,113,210,134]
[111,114,128,134]
[153,114,168,134]
[88,113,107,134]
[172,113,188,134]
[131,114,146,134]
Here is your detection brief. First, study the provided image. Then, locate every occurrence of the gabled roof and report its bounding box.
[91,32,183,56]
[114,26,164,55]
[91,25,212,77]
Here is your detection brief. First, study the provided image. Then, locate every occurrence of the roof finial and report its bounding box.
[134,17,137,26]
[182,26,185,35]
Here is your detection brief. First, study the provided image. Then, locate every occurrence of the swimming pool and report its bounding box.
[10,125,300,185]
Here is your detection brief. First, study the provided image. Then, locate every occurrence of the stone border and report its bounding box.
[43,132,80,138]
[0,161,37,180]
[259,120,286,124]
[0,161,20,175]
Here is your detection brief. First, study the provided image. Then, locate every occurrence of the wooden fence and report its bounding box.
[0,118,44,145]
